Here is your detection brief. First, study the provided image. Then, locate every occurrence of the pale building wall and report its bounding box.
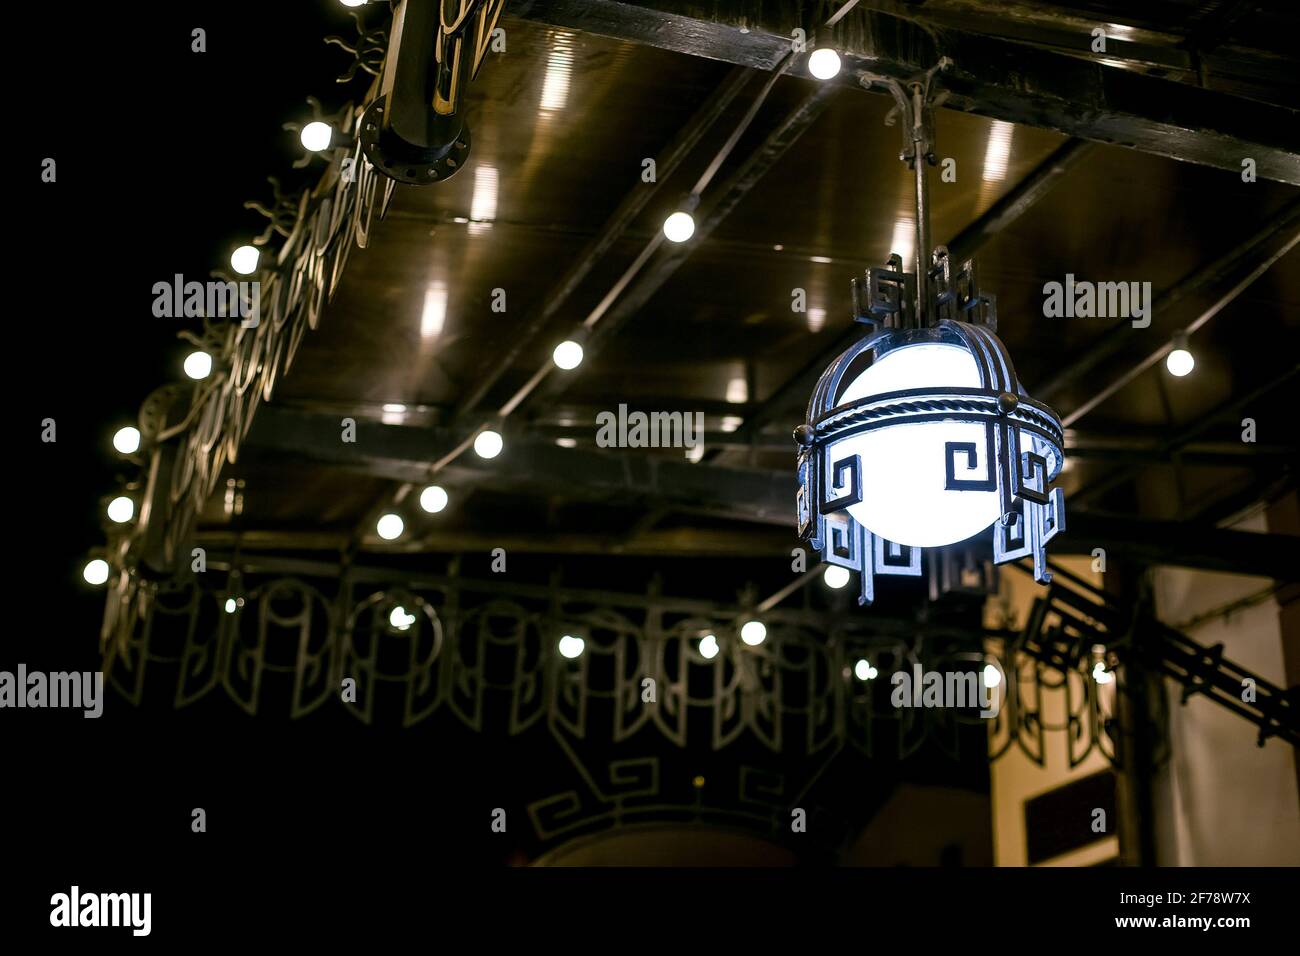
[986,556,1119,866]
[1150,509,1300,866]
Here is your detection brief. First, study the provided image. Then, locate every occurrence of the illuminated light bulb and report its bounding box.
[808,48,842,80]
[474,429,503,459]
[1166,333,1194,377]
[556,437,577,449]
[854,658,877,681]
[183,351,213,381]
[300,121,332,152]
[375,512,404,540]
[552,340,584,370]
[82,559,110,586]
[230,245,260,276]
[389,606,416,630]
[1092,661,1114,685]
[107,496,134,523]
[340,0,367,6]
[224,598,238,614]
[558,634,585,659]
[699,634,720,659]
[419,485,448,514]
[838,342,1006,548]
[982,663,1002,688]
[740,620,767,646]
[112,426,141,455]
[823,565,850,589]
[662,211,695,243]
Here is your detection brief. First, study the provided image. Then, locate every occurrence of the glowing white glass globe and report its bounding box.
[419,484,449,513]
[82,559,110,586]
[183,351,213,380]
[474,429,503,459]
[854,658,874,681]
[823,565,850,589]
[1165,347,1194,377]
[107,496,134,523]
[224,598,238,614]
[558,634,585,659]
[389,606,416,630]
[112,426,141,454]
[808,48,842,80]
[376,512,404,540]
[552,340,584,370]
[230,245,260,275]
[834,342,1004,548]
[340,0,367,7]
[699,634,720,659]
[300,121,333,152]
[740,620,766,646]
[662,211,695,243]
[982,663,1002,688]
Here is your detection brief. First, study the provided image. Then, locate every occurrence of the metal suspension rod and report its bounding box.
[911,82,931,326]
[866,57,948,328]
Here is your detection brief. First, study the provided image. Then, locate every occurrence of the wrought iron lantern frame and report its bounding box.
[796,60,1067,606]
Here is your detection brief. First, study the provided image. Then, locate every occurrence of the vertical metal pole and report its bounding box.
[911,84,931,328]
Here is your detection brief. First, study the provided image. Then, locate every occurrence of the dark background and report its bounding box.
[6,2,1295,941]
[8,0,520,886]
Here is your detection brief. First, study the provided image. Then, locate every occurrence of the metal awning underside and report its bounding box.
[172,3,1296,580]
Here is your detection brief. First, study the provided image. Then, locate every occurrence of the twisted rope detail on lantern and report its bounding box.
[811,389,1065,456]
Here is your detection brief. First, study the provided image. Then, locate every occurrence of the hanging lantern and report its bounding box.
[795,63,1065,607]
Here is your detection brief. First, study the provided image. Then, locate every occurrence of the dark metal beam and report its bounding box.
[1038,198,1300,407]
[197,526,796,558]
[243,406,1299,578]
[530,422,1298,465]
[845,1,1297,106]
[511,0,1300,183]
[276,399,1295,464]
[1072,363,1300,506]
[243,405,794,526]
[1062,512,1299,581]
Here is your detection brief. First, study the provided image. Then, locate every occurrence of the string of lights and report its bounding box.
[82,0,1208,637]
[357,14,858,598]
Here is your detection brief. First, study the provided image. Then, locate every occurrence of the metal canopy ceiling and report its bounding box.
[205,5,1297,581]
